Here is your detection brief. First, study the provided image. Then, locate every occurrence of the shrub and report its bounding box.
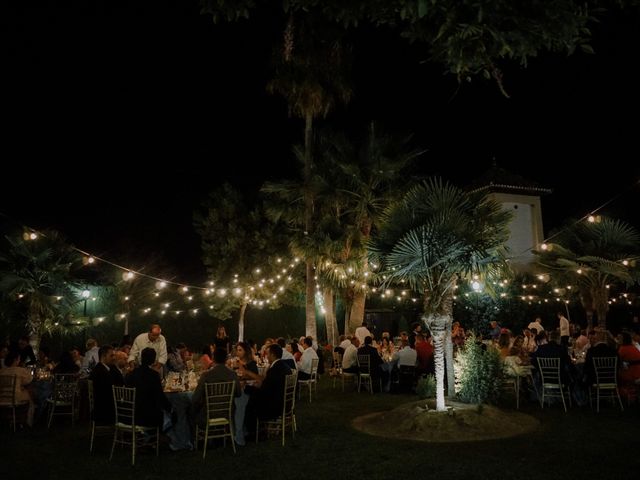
[455,333,504,405]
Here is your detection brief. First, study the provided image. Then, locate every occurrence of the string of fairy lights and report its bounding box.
[8,178,639,322]
[19,226,305,319]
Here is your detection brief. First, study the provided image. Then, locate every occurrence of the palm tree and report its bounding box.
[0,231,81,351]
[371,178,512,411]
[535,217,640,330]
[268,13,352,339]
[317,125,424,333]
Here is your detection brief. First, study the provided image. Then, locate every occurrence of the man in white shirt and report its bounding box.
[528,317,544,334]
[392,340,417,367]
[82,338,100,372]
[354,322,372,346]
[128,324,168,370]
[342,337,360,373]
[297,337,319,380]
[557,312,570,347]
[338,335,352,351]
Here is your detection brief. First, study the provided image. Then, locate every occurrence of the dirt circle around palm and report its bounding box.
[352,399,539,442]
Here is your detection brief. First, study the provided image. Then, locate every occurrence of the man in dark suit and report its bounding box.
[247,344,292,426]
[359,336,384,392]
[89,345,124,424]
[125,348,172,428]
[584,330,618,385]
[192,348,241,426]
[17,335,36,366]
[531,331,575,385]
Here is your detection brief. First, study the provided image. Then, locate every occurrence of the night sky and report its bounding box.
[2,1,639,283]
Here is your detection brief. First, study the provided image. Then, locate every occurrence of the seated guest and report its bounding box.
[89,345,124,425]
[342,337,360,374]
[379,337,395,362]
[617,332,640,395]
[69,346,84,369]
[531,330,574,385]
[584,330,618,385]
[36,346,54,371]
[498,333,511,359]
[277,338,296,370]
[334,335,348,356]
[296,337,319,381]
[17,336,36,366]
[236,342,258,376]
[522,328,537,353]
[52,351,80,375]
[0,350,34,425]
[358,336,384,391]
[393,340,417,367]
[114,350,131,377]
[199,345,213,371]
[225,344,255,447]
[489,321,502,341]
[415,333,434,375]
[246,344,292,426]
[289,340,302,362]
[573,331,589,354]
[82,338,100,372]
[166,344,186,373]
[125,348,171,428]
[192,348,241,426]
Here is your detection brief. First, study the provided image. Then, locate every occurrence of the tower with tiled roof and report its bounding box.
[468,160,551,269]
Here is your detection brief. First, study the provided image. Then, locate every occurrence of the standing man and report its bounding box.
[128,324,167,371]
[558,311,570,347]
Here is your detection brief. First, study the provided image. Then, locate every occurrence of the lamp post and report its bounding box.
[471,281,483,334]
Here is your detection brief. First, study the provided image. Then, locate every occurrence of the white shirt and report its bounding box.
[527,321,544,333]
[559,315,570,336]
[281,349,295,363]
[128,333,168,365]
[82,346,100,371]
[342,344,358,369]
[393,346,417,367]
[297,346,319,374]
[354,326,372,345]
[339,339,352,350]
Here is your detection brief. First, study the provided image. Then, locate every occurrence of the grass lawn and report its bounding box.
[2,379,639,479]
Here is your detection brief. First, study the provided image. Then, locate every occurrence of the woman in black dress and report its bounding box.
[213,325,230,353]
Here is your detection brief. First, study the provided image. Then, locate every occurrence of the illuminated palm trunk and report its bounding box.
[424,313,448,411]
[323,289,338,346]
[348,290,366,333]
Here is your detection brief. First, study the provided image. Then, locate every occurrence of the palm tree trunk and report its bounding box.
[593,287,609,330]
[303,112,317,339]
[304,261,316,339]
[348,254,369,333]
[238,302,248,342]
[348,290,366,334]
[27,312,42,354]
[423,313,449,412]
[323,289,338,346]
[442,294,455,396]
